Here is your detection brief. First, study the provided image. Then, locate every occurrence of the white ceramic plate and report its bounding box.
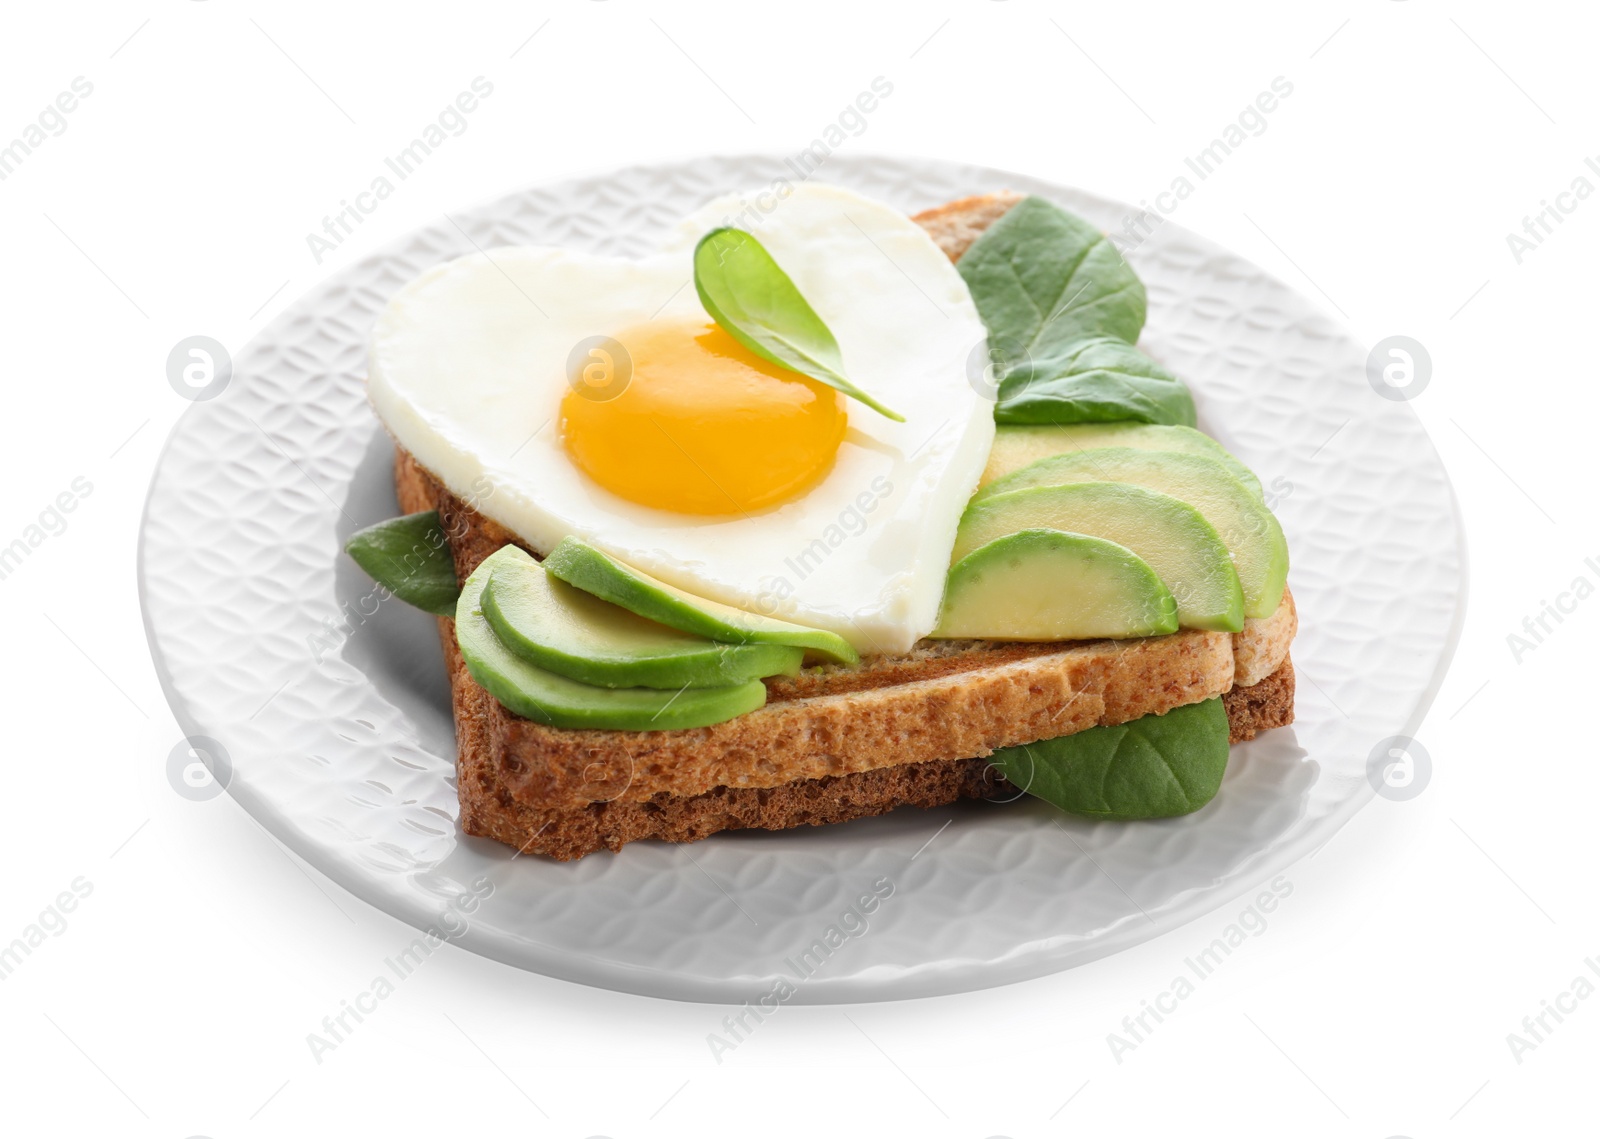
[139,155,1463,1003]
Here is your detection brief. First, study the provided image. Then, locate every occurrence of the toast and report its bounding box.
[397,192,1297,860]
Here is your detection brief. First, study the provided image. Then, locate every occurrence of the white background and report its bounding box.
[2,1,1595,1135]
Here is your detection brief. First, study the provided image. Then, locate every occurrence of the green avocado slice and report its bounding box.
[984,423,1264,499]
[456,547,767,731]
[542,536,860,665]
[481,546,801,689]
[954,482,1245,633]
[975,448,1288,618]
[933,529,1178,641]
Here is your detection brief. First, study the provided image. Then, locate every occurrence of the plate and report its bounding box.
[139,155,1463,1003]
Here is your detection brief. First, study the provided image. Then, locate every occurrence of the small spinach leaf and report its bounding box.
[958,195,1146,369]
[693,227,903,422]
[995,336,1197,427]
[344,511,459,616]
[987,697,1230,819]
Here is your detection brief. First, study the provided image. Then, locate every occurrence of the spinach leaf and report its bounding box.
[344,510,460,616]
[987,697,1230,819]
[995,336,1197,427]
[693,227,903,422]
[958,195,1146,369]
[959,196,1198,427]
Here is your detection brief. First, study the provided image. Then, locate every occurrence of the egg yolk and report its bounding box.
[561,318,847,515]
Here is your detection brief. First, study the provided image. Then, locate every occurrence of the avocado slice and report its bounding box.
[481,546,802,689]
[955,482,1245,633]
[982,423,1263,499]
[542,536,860,665]
[933,529,1178,641]
[456,547,767,731]
[975,448,1288,618]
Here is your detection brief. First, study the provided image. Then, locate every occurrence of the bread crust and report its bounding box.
[912,190,1026,261]
[1222,655,1295,743]
[1234,590,1298,686]
[387,190,1297,858]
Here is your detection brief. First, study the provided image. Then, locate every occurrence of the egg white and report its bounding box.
[368,182,993,654]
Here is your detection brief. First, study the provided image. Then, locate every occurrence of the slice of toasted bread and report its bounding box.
[451,659,1293,862]
[399,448,1294,859]
[389,191,1296,859]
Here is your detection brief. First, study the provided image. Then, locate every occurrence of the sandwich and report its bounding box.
[346,182,1296,861]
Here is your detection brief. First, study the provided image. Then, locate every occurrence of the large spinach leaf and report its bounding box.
[344,510,460,616]
[958,195,1146,369]
[987,697,1230,819]
[961,196,1200,427]
[693,227,903,421]
[995,335,1197,427]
